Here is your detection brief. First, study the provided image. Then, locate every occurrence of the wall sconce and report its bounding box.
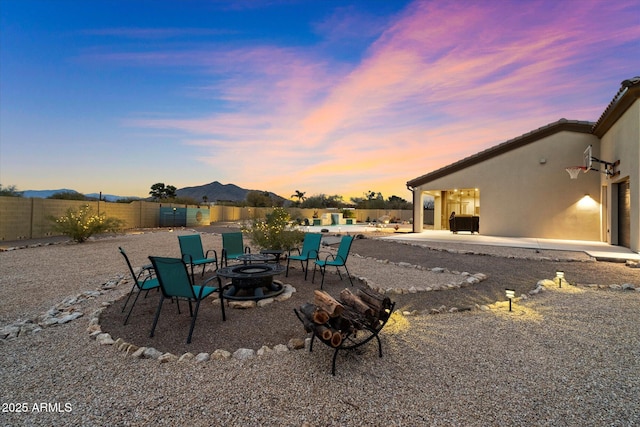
[505,289,515,312]
[555,271,564,288]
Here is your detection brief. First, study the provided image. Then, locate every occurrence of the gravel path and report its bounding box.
[1,229,639,426]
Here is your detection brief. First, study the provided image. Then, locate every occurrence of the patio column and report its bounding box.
[412,189,423,233]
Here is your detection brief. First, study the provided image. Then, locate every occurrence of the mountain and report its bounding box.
[176,181,287,204]
[22,189,139,201]
[22,189,78,198]
[21,181,286,204]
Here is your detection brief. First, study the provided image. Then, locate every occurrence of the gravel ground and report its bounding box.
[1,228,639,426]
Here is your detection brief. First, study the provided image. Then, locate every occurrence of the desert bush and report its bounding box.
[243,207,304,250]
[49,205,125,243]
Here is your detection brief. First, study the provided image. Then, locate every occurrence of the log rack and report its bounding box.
[294,288,395,375]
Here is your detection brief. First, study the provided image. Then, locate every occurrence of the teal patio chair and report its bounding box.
[222,232,250,266]
[312,235,355,289]
[178,234,218,278]
[148,256,227,344]
[119,247,160,325]
[286,233,322,280]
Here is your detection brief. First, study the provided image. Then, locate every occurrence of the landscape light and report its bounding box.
[556,271,564,288]
[505,289,515,312]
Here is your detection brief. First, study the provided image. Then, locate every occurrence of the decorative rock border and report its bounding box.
[353,253,488,295]
[0,276,122,340]
[2,256,638,368]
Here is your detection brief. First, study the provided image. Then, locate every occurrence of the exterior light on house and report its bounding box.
[556,271,564,288]
[505,289,515,312]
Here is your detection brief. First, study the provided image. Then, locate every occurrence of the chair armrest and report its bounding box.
[288,247,302,256]
[204,249,217,260]
[201,275,220,295]
[321,252,337,262]
[244,246,251,254]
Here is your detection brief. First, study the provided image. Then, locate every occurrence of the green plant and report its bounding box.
[243,207,304,250]
[49,205,125,243]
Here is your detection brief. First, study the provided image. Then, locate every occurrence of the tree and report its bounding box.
[48,191,86,200]
[386,195,412,210]
[149,183,177,201]
[0,184,23,197]
[300,194,345,209]
[291,190,306,206]
[246,190,272,207]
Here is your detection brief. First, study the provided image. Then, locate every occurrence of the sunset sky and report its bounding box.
[1,0,639,202]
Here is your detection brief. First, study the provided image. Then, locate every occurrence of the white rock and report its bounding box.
[229,301,256,309]
[143,347,163,359]
[257,298,275,307]
[158,353,178,363]
[131,347,147,358]
[178,353,195,362]
[96,333,115,345]
[257,346,272,356]
[233,348,256,360]
[273,344,289,353]
[58,312,83,324]
[195,352,210,362]
[211,349,231,360]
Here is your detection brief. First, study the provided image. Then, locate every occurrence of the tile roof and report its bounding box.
[408,76,640,189]
[592,76,640,137]
[407,119,594,189]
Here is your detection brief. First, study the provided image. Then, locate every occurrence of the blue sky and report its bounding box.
[1,0,639,201]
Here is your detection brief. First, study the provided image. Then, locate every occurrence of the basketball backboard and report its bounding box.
[583,145,593,170]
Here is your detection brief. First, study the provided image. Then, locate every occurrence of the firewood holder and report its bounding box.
[294,301,395,376]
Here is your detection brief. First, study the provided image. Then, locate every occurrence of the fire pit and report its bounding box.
[217,263,286,301]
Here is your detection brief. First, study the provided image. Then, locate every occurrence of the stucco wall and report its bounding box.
[599,101,640,250]
[416,131,602,240]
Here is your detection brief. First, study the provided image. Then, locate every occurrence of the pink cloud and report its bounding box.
[125,0,639,200]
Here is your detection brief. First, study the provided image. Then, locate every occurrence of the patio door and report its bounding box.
[617,180,630,248]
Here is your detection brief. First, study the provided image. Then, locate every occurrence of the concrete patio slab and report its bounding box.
[298,225,640,262]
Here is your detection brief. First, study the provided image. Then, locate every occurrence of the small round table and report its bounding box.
[237,253,275,264]
[259,249,284,264]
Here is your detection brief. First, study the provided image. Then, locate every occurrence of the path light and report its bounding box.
[505,289,515,312]
[556,271,564,288]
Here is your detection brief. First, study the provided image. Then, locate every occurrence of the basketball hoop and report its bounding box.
[565,166,587,179]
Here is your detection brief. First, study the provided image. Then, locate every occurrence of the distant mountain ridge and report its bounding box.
[22,181,287,204]
[21,189,134,201]
[176,181,287,204]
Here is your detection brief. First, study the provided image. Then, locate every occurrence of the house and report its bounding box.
[407,77,640,252]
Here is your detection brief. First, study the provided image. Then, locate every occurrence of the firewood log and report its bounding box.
[329,315,353,335]
[298,311,315,333]
[299,303,330,324]
[339,288,375,317]
[330,330,342,347]
[315,325,334,341]
[314,290,344,317]
[356,287,391,312]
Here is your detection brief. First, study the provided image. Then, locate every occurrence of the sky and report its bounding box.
[1,0,639,202]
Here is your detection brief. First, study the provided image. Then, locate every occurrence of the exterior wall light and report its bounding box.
[556,271,564,288]
[505,289,515,312]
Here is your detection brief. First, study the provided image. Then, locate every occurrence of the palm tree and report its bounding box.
[291,190,306,205]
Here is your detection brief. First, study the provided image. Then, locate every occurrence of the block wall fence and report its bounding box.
[0,196,416,241]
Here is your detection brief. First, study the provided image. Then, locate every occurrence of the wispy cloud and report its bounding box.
[115,0,640,199]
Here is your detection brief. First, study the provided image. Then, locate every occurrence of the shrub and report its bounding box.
[49,205,125,243]
[243,207,304,250]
